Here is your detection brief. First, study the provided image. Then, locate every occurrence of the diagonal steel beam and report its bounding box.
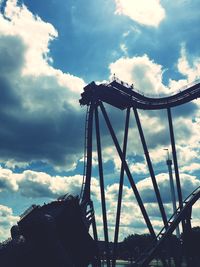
[133,108,168,228]
[81,103,101,267]
[112,107,130,267]
[99,101,155,238]
[167,108,183,210]
[95,106,111,267]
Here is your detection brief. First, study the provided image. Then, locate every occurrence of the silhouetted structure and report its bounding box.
[79,78,200,267]
[1,79,200,267]
[0,195,97,267]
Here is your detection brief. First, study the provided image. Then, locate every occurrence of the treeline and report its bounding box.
[119,227,200,261]
[98,226,200,264]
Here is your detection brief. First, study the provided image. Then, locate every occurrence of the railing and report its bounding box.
[134,186,200,266]
[156,186,200,241]
[110,77,200,98]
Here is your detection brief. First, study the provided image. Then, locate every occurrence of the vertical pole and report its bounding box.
[112,108,130,267]
[99,101,155,238]
[81,103,101,267]
[133,108,168,228]
[166,158,180,238]
[167,108,183,211]
[90,201,101,267]
[95,106,111,267]
[82,102,94,202]
[183,207,193,267]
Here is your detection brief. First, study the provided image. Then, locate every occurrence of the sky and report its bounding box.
[0,0,200,242]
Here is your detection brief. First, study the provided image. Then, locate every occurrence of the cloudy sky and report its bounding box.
[0,0,200,242]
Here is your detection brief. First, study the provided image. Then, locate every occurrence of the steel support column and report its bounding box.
[99,101,155,238]
[82,102,94,202]
[133,108,168,228]
[166,158,180,238]
[112,108,130,267]
[95,106,111,267]
[183,207,194,267]
[90,201,101,267]
[81,103,101,267]
[167,108,183,210]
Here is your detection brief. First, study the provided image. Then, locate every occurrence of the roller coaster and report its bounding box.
[79,78,200,267]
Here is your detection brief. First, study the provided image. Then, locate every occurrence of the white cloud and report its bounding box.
[120,43,128,55]
[129,161,148,175]
[177,45,200,82]
[114,0,165,27]
[19,171,82,198]
[181,163,200,173]
[0,0,87,169]
[0,0,85,94]
[0,166,199,242]
[0,167,19,192]
[0,167,100,199]
[1,0,57,75]
[0,205,19,242]
[109,54,167,95]
[100,172,200,240]
[168,45,200,93]
[108,49,200,175]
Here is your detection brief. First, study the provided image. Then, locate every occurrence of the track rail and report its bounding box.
[133,186,200,267]
[80,106,90,201]
[80,80,200,110]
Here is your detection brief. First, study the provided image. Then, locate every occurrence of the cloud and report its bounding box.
[0,0,86,170]
[177,44,200,82]
[169,44,200,92]
[108,50,200,170]
[0,0,57,76]
[137,173,200,204]
[0,1,199,174]
[120,43,128,55]
[109,54,167,95]
[181,163,200,174]
[100,173,200,239]
[0,166,199,241]
[129,161,148,175]
[0,205,19,242]
[114,0,165,27]
[0,166,101,200]
[0,167,19,192]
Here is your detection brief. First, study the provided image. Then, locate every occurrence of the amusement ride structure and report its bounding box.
[79,78,200,267]
[1,79,200,267]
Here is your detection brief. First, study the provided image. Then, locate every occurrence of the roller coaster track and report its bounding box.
[80,105,90,201]
[133,186,200,267]
[79,79,200,267]
[80,79,200,110]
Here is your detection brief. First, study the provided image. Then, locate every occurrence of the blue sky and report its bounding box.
[0,0,200,241]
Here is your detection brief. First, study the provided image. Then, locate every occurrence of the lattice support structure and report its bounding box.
[79,79,200,267]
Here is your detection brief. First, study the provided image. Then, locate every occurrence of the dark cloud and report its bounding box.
[0,35,25,74]
[0,2,199,173]
[171,102,198,118]
[138,173,200,204]
[0,35,86,170]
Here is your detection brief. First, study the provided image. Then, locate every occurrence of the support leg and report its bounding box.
[167,108,185,233]
[99,102,155,238]
[112,108,130,267]
[134,108,168,228]
[95,106,111,267]
[167,108,183,210]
